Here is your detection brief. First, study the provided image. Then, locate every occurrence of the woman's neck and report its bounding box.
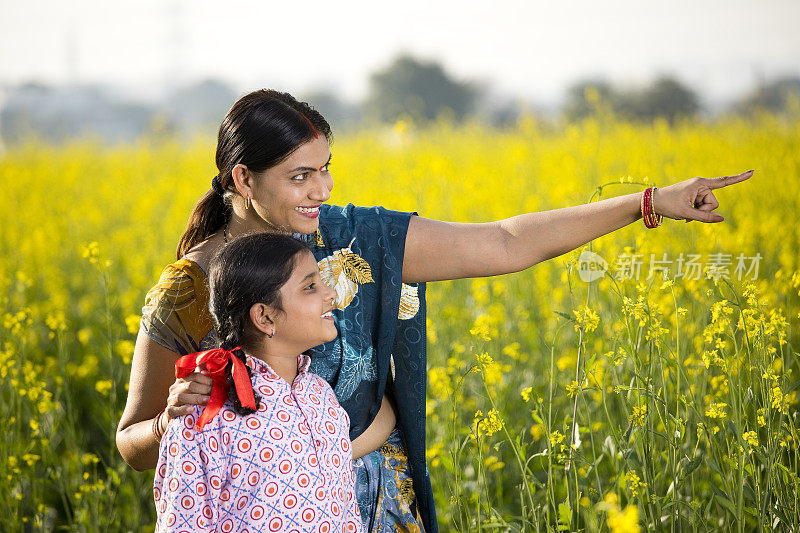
[184,203,301,269]
[225,203,292,241]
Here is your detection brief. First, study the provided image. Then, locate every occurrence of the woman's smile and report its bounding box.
[295,205,321,218]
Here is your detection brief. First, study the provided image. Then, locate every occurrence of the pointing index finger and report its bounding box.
[707,169,754,189]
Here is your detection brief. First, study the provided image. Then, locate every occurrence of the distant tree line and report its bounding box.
[1,54,799,145]
[563,78,700,124]
[0,79,238,145]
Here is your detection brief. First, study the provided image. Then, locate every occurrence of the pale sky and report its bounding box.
[1,0,799,107]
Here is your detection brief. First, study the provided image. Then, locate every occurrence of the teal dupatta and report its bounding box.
[305,203,436,533]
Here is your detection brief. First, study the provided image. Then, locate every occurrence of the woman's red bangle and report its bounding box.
[642,186,663,229]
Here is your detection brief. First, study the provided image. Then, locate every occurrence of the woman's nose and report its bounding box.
[309,174,332,202]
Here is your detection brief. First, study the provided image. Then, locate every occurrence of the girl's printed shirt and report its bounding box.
[153,353,362,533]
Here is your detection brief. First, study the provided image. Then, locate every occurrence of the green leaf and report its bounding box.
[557,502,572,531]
[439,454,454,474]
[776,463,792,485]
[680,454,703,482]
[704,495,715,515]
[754,448,768,464]
[714,494,736,516]
[554,311,574,322]
[622,420,634,442]
[772,505,791,526]
[707,458,724,477]
[711,484,729,500]
[602,435,616,458]
[662,482,674,504]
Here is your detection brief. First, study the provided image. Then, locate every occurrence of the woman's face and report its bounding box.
[270,250,338,353]
[250,136,333,235]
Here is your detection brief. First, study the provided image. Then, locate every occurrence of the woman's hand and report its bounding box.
[161,366,212,430]
[652,170,754,224]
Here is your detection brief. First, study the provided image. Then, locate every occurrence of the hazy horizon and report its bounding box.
[2,0,799,108]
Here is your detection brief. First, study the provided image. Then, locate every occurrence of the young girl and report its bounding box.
[153,233,362,533]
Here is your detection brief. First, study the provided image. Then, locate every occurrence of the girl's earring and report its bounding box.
[244,196,251,210]
[266,329,274,339]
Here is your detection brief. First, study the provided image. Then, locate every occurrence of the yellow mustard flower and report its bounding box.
[629,405,647,427]
[608,504,641,533]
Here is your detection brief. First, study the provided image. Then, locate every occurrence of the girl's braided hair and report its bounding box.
[208,232,311,415]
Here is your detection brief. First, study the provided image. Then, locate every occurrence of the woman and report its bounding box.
[116,89,752,533]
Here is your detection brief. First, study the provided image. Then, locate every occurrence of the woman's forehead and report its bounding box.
[278,137,331,171]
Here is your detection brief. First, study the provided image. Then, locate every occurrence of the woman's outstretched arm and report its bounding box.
[402,171,753,283]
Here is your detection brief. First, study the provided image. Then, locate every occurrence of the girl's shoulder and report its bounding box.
[163,404,208,444]
[140,258,214,354]
[161,405,230,460]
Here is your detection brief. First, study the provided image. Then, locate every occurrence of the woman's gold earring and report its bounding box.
[266,329,274,339]
[244,197,251,210]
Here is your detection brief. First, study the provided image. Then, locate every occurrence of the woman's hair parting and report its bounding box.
[208,232,311,415]
[177,89,333,259]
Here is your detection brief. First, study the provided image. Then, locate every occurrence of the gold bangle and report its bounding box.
[152,408,166,442]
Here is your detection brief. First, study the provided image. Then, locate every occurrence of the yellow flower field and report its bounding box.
[1,112,798,531]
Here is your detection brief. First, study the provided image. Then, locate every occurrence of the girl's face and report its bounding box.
[249,136,333,235]
[269,251,337,353]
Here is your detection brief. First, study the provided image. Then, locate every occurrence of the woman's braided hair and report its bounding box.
[208,232,311,415]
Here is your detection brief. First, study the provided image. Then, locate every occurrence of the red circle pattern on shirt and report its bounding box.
[153,356,361,532]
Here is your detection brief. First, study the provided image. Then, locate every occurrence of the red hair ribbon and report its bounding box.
[175,347,256,430]
[300,113,319,139]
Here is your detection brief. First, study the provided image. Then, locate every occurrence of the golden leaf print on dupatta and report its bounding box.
[318,238,374,310]
[398,283,420,320]
[312,229,324,247]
